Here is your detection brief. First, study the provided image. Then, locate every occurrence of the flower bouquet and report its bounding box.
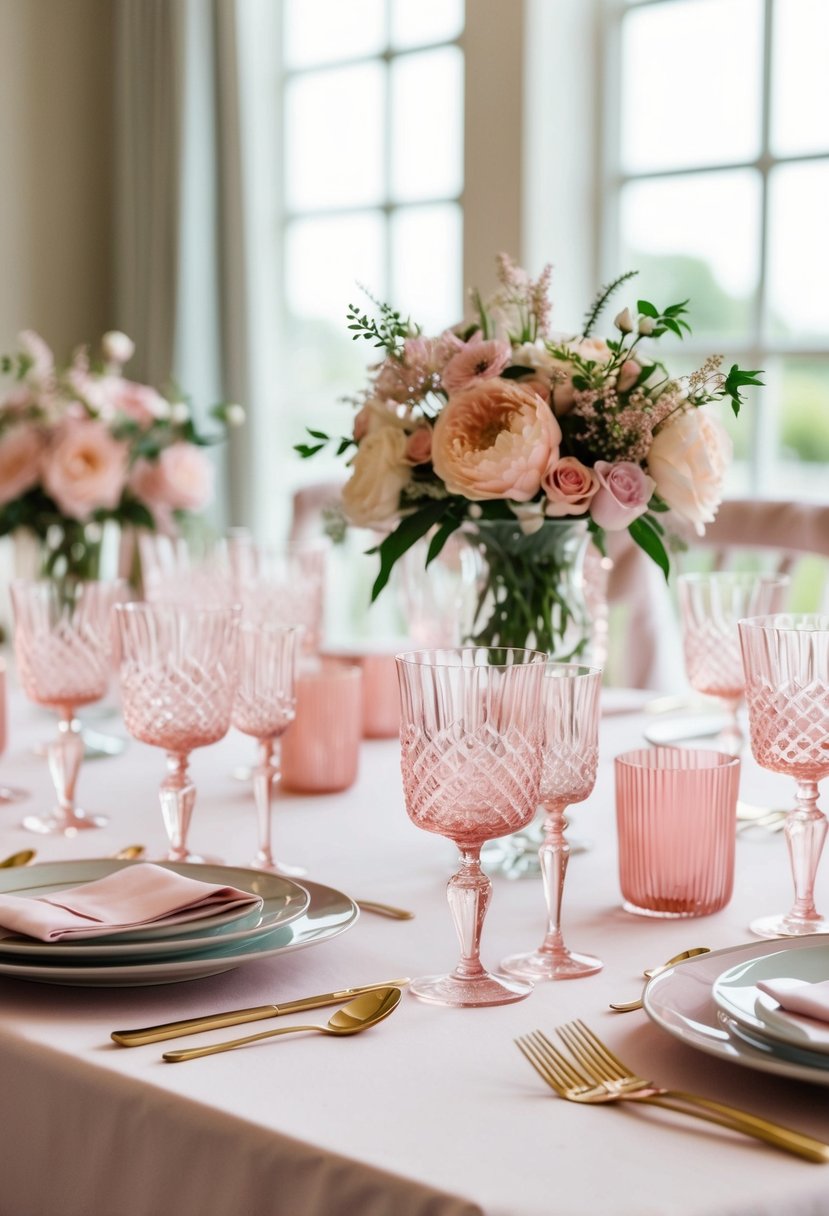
[297,256,761,655]
[0,330,243,584]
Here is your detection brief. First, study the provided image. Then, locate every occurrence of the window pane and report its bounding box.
[390,0,464,49]
[285,65,384,211]
[771,0,829,156]
[391,203,463,331]
[620,0,762,172]
[767,162,829,342]
[285,212,385,324]
[391,48,464,203]
[618,171,760,340]
[283,0,385,68]
[777,358,829,500]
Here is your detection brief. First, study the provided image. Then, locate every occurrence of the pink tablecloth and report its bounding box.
[1,683,828,1216]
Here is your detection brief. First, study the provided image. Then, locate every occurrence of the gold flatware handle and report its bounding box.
[164,1021,327,1061]
[356,900,414,920]
[635,1089,829,1164]
[111,977,411,1046]
[0,849,36,869]
[608,998,643,1013]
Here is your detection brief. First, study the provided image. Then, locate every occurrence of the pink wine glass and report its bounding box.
[678,572,788,754]
[232,623,300,874]
[738,613,829,938]
[396,647,545,1007]
[114,602,240,862]
[10,578,126,834]
[501,663,602,981]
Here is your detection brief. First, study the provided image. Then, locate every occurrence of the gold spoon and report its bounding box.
[163,985,403,1062]
[355,899,414,920]
[609,947,711,1012]
[0,849,36,868]
[112,845,145,860]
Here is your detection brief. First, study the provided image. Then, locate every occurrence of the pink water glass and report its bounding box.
[114,602,240,862]
[615,747,740,917]
[738,613,829,938]
[139,533,236,608]
[232,623,299,874]
[396,647,545,1007]
[281,660,363,793]
[10,578,126,834]
[677,572,789,754]
[236,542,327,654]
[501,663,602,981]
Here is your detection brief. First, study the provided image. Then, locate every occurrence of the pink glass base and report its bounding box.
[622,899,718,919]
[22,808,107,835]
[408,970,533,1007]
[250,854,307,878]
[750,911,829,939]
[501,947,602,981]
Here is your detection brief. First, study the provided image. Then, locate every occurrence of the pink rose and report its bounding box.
[647,409,732,536]
[441,338,512,394]
[43,420,129,520]
[542,456,598,517]
[0,425,43,505]
[83,375,169,426]
[616,359,641,393]
[405,426,432,465]
[431,381,561,502]
[589,460,655,531]
[131,443,214,513]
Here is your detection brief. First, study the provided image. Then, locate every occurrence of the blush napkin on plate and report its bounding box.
[0,863,263,943]
[756,977,829,1022]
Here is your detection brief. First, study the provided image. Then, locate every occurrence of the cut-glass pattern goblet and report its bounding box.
[396,647,545,1007]
[114,602,240,862]
[678,572,788,754]
[501,663,602,981]
[10,578,126,834]
[738,613,829,938]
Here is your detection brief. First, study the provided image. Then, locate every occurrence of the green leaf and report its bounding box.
[500,364,535,380]
[629,515,670,581]
[294,443,325,458]
[306,429,330,441]
[637,299,659,318]
[723,364,764,416]
[425,517,460,566]
[370,501,451,601]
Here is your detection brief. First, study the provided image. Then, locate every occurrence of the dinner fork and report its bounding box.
[515,1023,829,1162]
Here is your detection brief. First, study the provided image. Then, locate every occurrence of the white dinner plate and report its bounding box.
[643,712,734,748]
[712,942,829,1055]
[643,935,829,1087]
[0,879,357,986]
[0,862,309,960]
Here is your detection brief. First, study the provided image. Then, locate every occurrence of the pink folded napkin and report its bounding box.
[756,977,829,1022]
[0,863,262,943]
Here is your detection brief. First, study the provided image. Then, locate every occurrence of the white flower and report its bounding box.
[637,316,656,336]
[224,403,246,427]
[614,307,634,334]
[170,402,191,425]
[510,500,546,535]
[341,427,410,528]
[101,331,135,366]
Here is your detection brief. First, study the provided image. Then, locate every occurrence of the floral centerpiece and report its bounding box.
[297,256,761,654]
[0,330,243,583]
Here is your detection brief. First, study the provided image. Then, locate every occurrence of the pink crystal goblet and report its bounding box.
[738,613,829,937]
[396,647,545,1007]
[678,572,788,754]
[501,663,603,981]
[237,541,327,654]
[232,623,300,874]
[10,578,127,834]
[114,602,240,863]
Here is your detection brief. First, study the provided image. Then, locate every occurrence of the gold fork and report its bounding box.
[515,1023,829,1162]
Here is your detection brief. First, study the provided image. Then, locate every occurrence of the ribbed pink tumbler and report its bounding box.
[615,747,739,917]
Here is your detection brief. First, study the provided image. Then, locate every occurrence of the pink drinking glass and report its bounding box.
[396,647,545,1007]
[738,613,829,937]
[10,578,127,834]
[237,542,327,654]
[501,663,602,981]
[614,747,739,917]
[114,602,240,862]
[232,623,299,874]
[678,572,789,754]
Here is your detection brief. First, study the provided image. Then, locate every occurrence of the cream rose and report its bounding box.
[432,381,561,502]
[0,425,43,505]
[647,409,732,535]
[542,456,598,517]
[341,427,410,528]
[43,420,128,520]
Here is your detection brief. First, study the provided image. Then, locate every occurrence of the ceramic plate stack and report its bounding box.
[0,861,359,987]
[643,936,829,1086]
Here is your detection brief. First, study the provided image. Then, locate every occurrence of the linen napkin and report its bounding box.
[0,863,262,943]
[756,976,829,1022]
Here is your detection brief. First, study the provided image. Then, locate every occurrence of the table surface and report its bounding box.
[1,680,828,1216]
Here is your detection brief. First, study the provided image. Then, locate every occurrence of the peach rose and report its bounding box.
[431,381,561,502]
[341,427,410,528]
[405,426,432,465]
[589,460,655,531]
[0,425,43,505]
[647,409,732,536]
[131,443,214,513]
[616,359,641,393]
[441,338,512,394]
[43,420,129,520]
[543,456,598,517]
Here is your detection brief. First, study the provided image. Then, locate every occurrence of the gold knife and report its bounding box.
[111,978,411,1047]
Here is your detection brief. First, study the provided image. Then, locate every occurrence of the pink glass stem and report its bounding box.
[783,780,828,929]
[537,805,571,959]
[253,737,279,870]
[446,847,490,983]
[159,752,196,862]
[716,697,744,756]
[47,711,85,828]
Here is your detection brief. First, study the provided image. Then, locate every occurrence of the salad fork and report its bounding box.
[515,1023,829,1162]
